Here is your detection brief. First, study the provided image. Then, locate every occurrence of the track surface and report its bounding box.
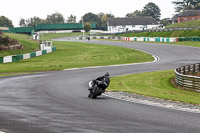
[0,40,200,133]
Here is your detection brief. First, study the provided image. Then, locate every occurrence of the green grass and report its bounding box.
[108,70,200,105]
[144,41,200,48]
[40,32,86,41]
[0,41,154,73]
[0,72,34,77]
[119,29,200,37]
[0,33,40,57]
[1,33,200,104]
[166,20,200,29]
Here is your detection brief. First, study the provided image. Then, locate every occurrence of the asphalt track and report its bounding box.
[0,39,200,133]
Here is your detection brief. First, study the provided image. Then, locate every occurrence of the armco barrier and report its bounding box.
[36,51,42,56]
[76,36,178,42]
[17,54,23,60]
[42,50,47,55]
[46,48,52,53]
[177,37,200,42]
[3,56,12,63]
[23,53,30,59]
[12,56,18,62]
[0,47,56,64]
[175,63,200,91]
[52,47,56,52]
[30,52,36,58]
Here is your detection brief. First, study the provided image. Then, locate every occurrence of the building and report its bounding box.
[107,17,159,32]
[178,10,200,23]
[172,14,178,24]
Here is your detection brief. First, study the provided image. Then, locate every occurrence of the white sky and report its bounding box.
[1,0,176,27]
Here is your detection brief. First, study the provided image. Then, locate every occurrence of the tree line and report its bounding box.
[19,12,114,27]
[0,0,200,28]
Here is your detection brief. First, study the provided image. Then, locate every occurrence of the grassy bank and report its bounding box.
[108,70,200,105]
[40,32,85,41]
[1,33,39,57]
[166,20,200,29]
[119,29,200,37]
[144,41,200,48]
[0,41,154,73]
[0,72,35,77]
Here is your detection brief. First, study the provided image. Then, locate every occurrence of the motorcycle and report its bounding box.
[88,80,103,99]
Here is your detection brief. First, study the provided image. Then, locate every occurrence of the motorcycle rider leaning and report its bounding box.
[89,72,110,93]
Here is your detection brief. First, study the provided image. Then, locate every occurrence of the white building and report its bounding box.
[107,17,160,32]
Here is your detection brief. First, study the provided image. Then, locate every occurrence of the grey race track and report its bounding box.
[0,39,200,133]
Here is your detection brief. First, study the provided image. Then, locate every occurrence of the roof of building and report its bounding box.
[172,14,179,20]
[178,10,200,17]
[108,17,159,26]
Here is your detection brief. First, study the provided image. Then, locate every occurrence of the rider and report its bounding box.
[89,72,110,93]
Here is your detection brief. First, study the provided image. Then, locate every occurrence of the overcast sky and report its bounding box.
[1,0,176,27]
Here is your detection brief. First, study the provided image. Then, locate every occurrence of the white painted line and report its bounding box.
[0,131,6,133]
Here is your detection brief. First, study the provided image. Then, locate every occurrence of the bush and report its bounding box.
[0,35,21,48]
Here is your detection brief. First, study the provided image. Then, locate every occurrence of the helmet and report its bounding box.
[105,72,109,77]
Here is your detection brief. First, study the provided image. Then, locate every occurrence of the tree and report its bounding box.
[97,12,105,26]
[19,18,26,27]
[46,12,65,24]
[142,2,161,21]
[126,10,143,17]
[84,22,91,32]
[27,17,46,27]
[19,17,46,27]
[172,0,200,12]
[0,16,13,27]
[101,13,115,27]
[82,12,98,24]
[66,14,76,23]
[160,18,171,26]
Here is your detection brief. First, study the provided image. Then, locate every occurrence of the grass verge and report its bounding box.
[40,33,86,41]
[0,41,154,73]
[166,20,200,29]
[108,70,200,105]
[97,39,200,48]
[0,72,35,77]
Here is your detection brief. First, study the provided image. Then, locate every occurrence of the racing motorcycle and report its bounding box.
[88,80,103,99]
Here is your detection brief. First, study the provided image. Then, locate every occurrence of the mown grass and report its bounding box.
[0,41,154,73]
[0,72,34,77]
[119,29,200,37]
[0,33,40,57]
[166,20,200,29]
[40,32,86,41]
[144,41,200,48]
[108,70,200,105]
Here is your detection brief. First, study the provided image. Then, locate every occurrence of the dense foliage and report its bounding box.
[172,0,200,12]
[0,16,13,27]
[126,2,161,21]
[84,22,91,32]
